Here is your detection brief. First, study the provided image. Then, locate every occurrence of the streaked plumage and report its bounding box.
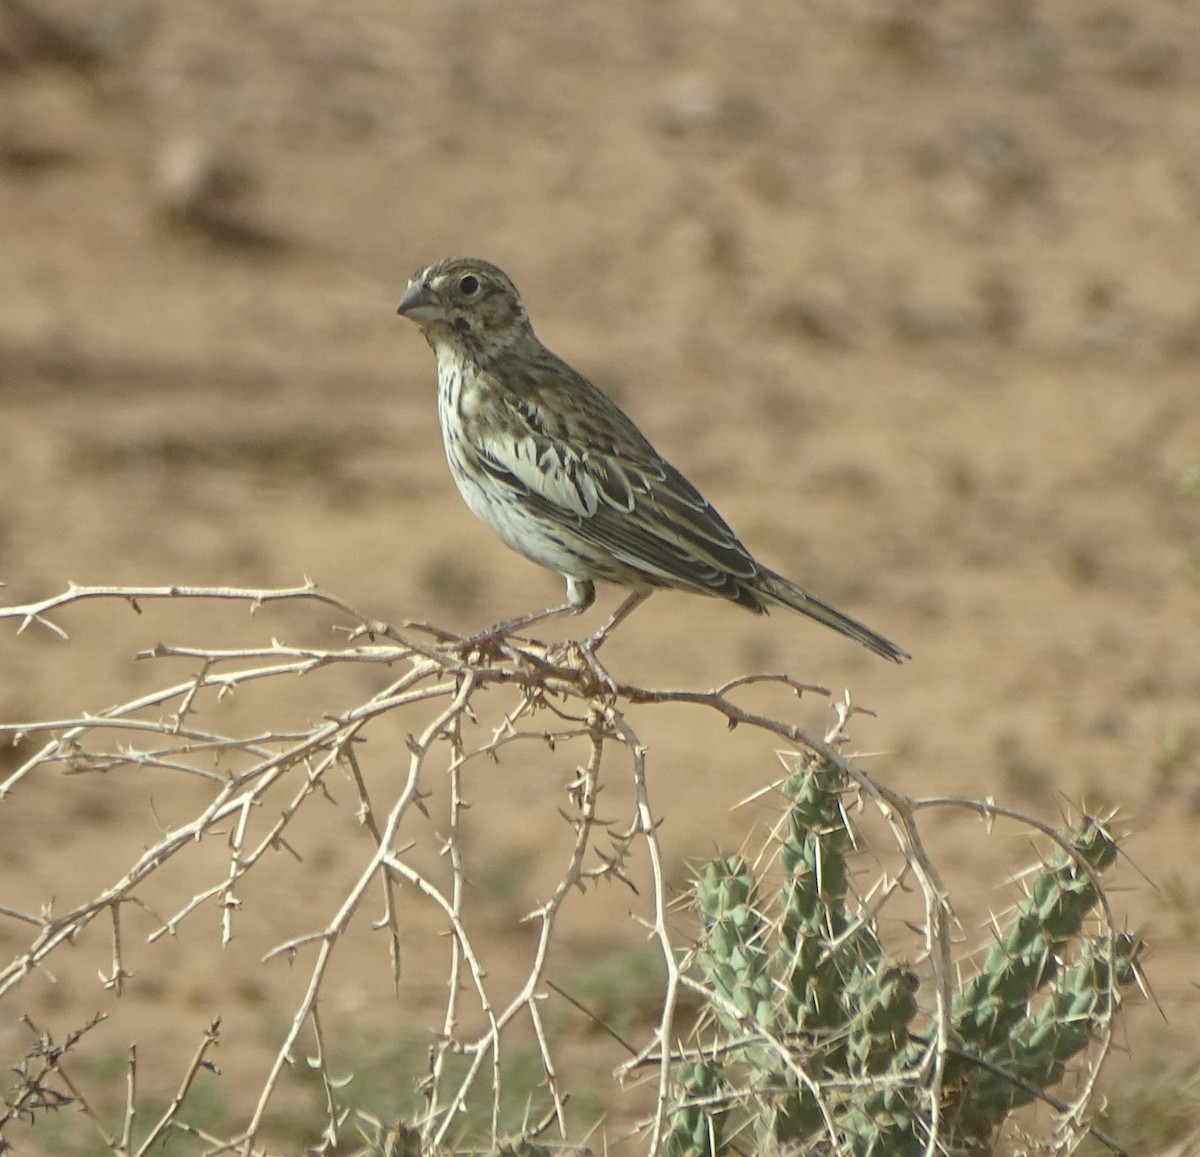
[396,256,908,663]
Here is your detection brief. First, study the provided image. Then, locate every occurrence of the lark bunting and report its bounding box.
[396,257,908,663]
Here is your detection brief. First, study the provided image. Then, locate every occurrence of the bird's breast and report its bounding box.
[438,347,484,412]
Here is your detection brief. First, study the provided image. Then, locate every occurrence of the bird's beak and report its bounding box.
[396,280,445,322]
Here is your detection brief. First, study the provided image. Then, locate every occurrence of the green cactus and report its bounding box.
[694,856,773,1032]
[667,1059,726,1157]
[667,756,1140,1155]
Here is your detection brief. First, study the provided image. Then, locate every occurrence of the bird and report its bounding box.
[396,257,909,664]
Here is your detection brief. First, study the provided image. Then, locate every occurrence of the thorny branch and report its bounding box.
[0,583,1137,1155]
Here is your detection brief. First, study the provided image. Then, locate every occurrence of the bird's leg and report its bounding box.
[553,590,651,694]
[585,590,651,651]
[459,577,596,651]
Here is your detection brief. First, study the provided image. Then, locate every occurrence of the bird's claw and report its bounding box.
[447,628,510,662]
[545,637,618,697]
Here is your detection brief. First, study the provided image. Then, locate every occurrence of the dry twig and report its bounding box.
[0,584,1135,1155]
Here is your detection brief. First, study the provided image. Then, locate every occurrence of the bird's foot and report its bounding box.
[446,597,592,662]
[544,636,618,697]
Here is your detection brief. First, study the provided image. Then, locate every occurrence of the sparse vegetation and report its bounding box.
[1082,1032,1200,1156]
[667,758,1138,1155]
[2,0,1198,1150]
[997,731,1054,804]
[0,587,1146,1154]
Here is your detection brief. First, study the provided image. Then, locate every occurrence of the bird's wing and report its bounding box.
[476,427,633,518]
[475,420,762,600]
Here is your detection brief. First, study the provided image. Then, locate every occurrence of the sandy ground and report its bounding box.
[1,1,1199,1151]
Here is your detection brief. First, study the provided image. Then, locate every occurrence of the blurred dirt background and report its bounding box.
[2,0,1199,1151]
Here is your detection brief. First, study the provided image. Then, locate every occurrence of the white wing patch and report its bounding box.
[478,434,638,519]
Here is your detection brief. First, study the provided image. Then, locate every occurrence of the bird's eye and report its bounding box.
[458,275,480,296]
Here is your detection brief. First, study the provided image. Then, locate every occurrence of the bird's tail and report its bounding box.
[757,568,910,664]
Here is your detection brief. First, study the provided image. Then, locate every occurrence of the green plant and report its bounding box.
[1157,872,1200,942]
[1154,719,1200,785]
[558,944,670,1039]
[1082,1031,1200,1156]
[666,756,1141,1156]
[0,584,1148,1155]
[996,730,1054,803]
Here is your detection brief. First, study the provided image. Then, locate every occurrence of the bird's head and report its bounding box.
[397,257,532,359]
